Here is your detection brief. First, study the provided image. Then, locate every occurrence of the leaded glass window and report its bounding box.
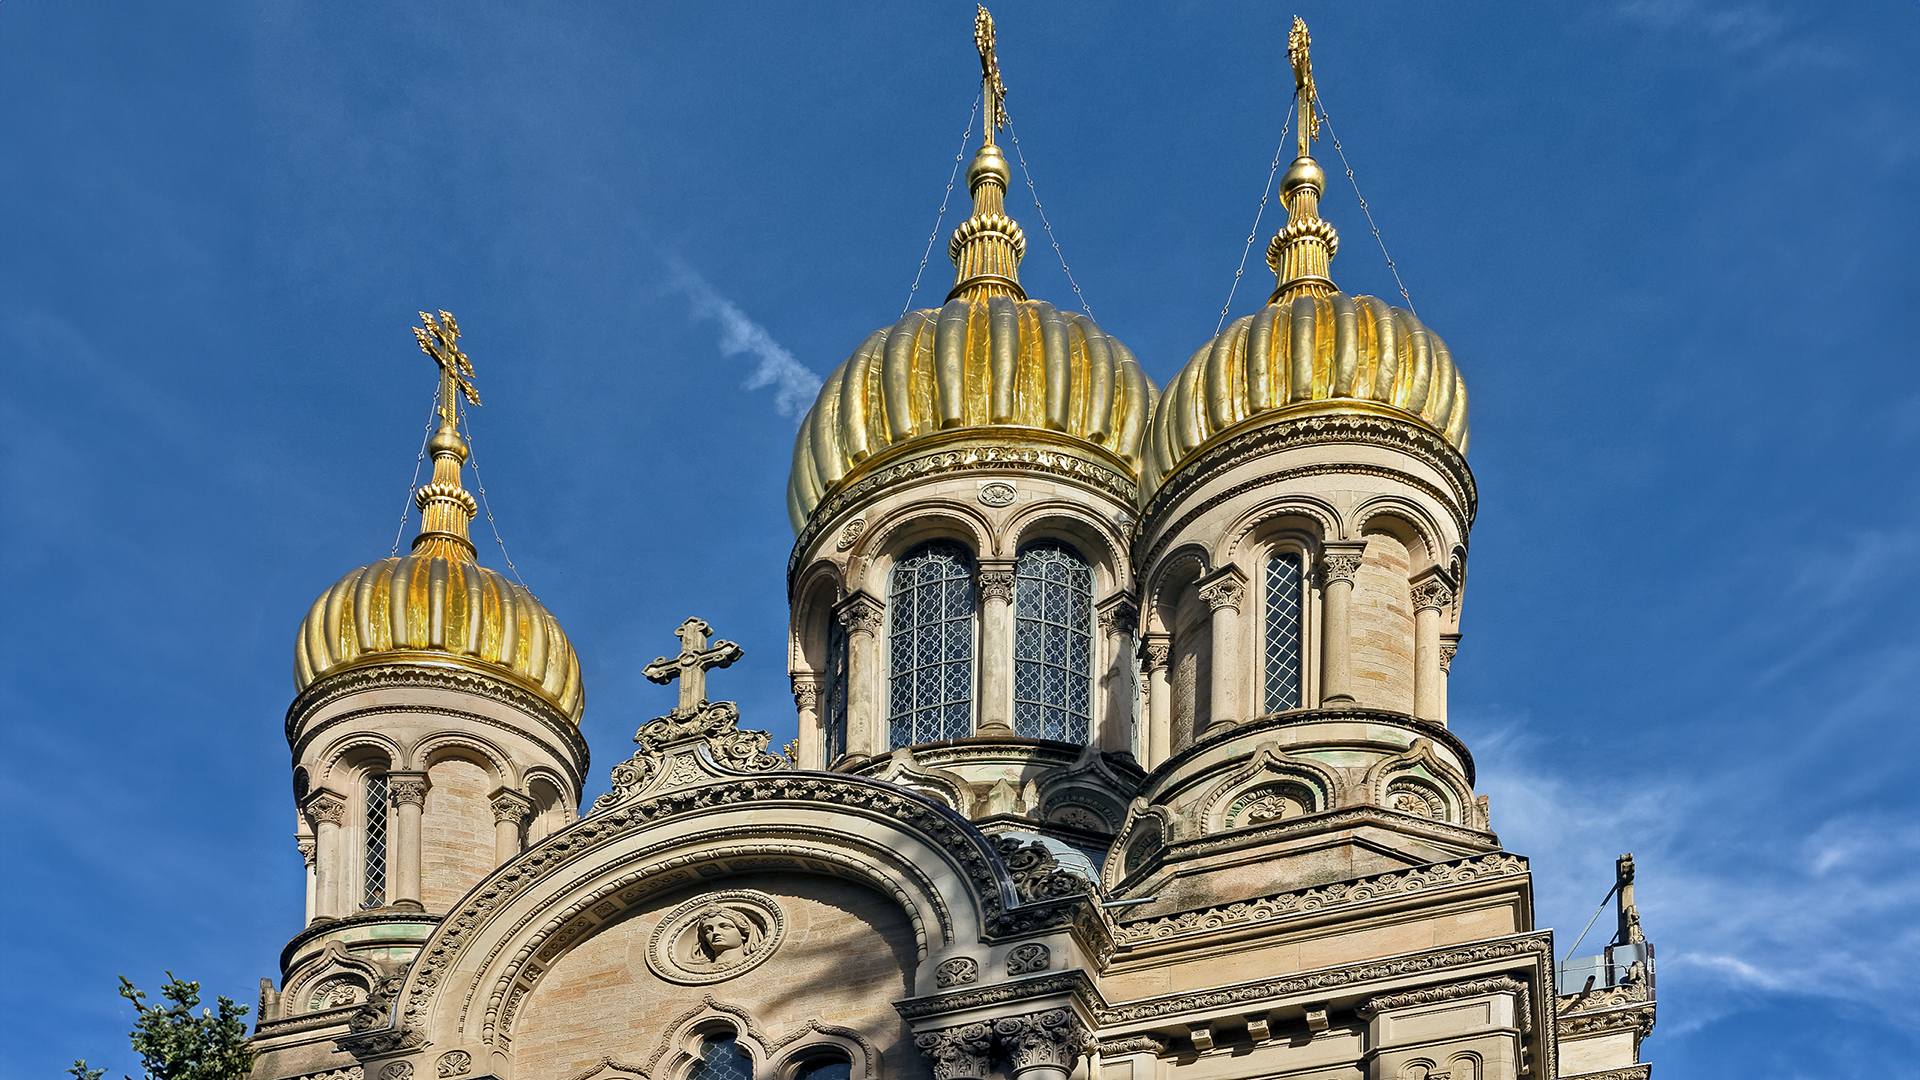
[1014,541,1093,743]
[887,541,975,747]
[686,1036,752,1080]
[1263,551,1304,713]
[362,773,388,909]
[825,615,849,763]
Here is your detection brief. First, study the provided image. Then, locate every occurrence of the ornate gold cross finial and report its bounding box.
[975,5,1009,144]
[643,618,745,714]
[413,310,480,424]
[1288,16,1321,159]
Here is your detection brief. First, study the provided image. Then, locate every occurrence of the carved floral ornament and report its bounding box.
[646,890,787,985]
[914,1009,1088,1080]
[978,569,1017,604]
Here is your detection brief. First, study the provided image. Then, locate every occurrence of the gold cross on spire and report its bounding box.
[413,310,481,424]
[1288,16,1321,160]
[975,5,1009,144]
[643,618,744,714]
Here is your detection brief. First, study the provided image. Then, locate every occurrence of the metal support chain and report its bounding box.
[1004,118,1093,317]
[902,94,983,316]
[458,412,531,592]
[1315,98,1418,315]
[1216,101,1297,333]
[390,389,441,557]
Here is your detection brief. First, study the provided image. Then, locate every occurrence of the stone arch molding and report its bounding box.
[411,731,515,788]
[1351,494,1452,575]
[570,996,883,1080]
[1217,496,1342,563]
[1362,738,1476,827]
[846,501,994,592]
[367,775,1016,1060]
[1103,799,1175,891]
[1199,745,1344,835]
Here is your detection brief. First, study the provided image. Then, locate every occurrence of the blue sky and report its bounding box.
[1,2,1914,1077]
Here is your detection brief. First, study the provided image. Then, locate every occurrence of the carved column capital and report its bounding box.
[386,773,429,807]
[302,792,347,828]
[790,674,821,709]
[835,593,885,637]
[977,569,1017,605]
[993,1008,1089,1074]
[1439,634,1461,674]
[1097,598,1139,637]
[489,789,535,825]
[1410,575,1455,612]
[296,837,317,867]
[1197,579,1244,612]
[1320,550,1365,586]
[913,1021,994,1080]
[1139,634,1172,673]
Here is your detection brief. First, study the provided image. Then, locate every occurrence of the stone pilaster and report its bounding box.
[1196,566,1248,730]
[834,592,886,758]
[490,789,534,866]
[1410,573,1455,724]
[386,772,429,912]
[301,791,347,921]
[1318,545,1366,705]
[1096,597,1138,755]
[1141,634,1172,768]
[977,562,1017,735]
[791,674,822,767]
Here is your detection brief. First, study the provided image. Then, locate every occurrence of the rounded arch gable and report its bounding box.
[1003,501,1132,595]
[846,502,992,597]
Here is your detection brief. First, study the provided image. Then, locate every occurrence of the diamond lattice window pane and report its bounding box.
[1264,552,1304,713]
[1012,542,1094,744]
[362,774,388,910]
[886,542,976,749]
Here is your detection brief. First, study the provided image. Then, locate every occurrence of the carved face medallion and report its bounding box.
[645,890,786,985]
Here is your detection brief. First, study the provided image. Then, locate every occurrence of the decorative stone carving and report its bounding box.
[790,676,820,710]
[1006,943,1050,975]
[1223,782,1314,828]
[1196,577,1245,612]
[934,957,979,988]
[914,1022,994,1080]
[993,1008,1087,1073]
[377,1063,412,1080]
[645,889,786,985]
[434,1052,471,1078]
[387,777,429,808]
[1320,552,1364,585]
[1139,638,1171,673]
[297,838,317,867]
[308,975,366,1011]
[1386,781,1447,820]
[1096,1035,1169,1057]
[836,516,866,551]
[994,836,1087,903]
[593,699,791,812]
[1097,600,1139,637]
[978,481,1017,507]
[1438,640,1458,674]
[303,793,347,828]
[835,594,885,636]
[1410,576,1455,612]
[977,570,1017,604]
[1359,976,1530,1028]
[490,789,534,825]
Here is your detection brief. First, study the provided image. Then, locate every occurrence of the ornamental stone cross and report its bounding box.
[643,618,744,713]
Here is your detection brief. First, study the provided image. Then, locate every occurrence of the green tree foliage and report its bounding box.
[70,974,254,1080]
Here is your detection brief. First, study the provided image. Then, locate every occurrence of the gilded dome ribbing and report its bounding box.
[293,312,584,722]
[786,110,1155,532]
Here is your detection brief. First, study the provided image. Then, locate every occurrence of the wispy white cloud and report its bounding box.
[661,257,821,422]
[1612,0,1843,69]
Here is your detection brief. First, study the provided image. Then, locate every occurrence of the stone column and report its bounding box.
[1095,597,1138,755]
[386,772,428,912]
[994,1009,1088,1080]
[791,674,822,768]
[1438,634,1460,726]
[976,561,1017,735]
[297,837,317,925]
[490,789,534,865]
[302,792,347,922]
[1410,574,1455,724]
[835,593,885,757]
[1141,635,1172,769]
[913,1022,993,1080]
[1196,567,1248,731]
[1318,545,1366,705]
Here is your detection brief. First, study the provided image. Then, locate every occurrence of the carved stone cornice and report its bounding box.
[1116,853,1527,946]
[1559,1067,1650,1080]
[913,1021,994,1080]
[834,593,886,637]
[1094,934,1550,1025]
[1153,705,1478,786]
[287,661,587,772]
[978,570,1017,605]
[387,774,429,808]
[1359,975,1532,1033]
[490,789,534,825]
[1556,1002,1656,1039]
[1557,977,1649,1014]
[994,1008,1089,1072]
[896,971,1099,1021]
[303,792,347,828]
[1095,1034,1169,1057]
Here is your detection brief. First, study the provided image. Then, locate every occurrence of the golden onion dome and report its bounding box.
[293,312,584,722]
[787,139,1156,532]
[1141,26,1467,502]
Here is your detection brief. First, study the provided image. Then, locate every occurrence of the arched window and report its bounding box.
[792,1053,852,1080]
[887,541,976,747]
[362,773,388,909]
[686,1035,751,1080]
[1263,551,1305,713]
[824,615,848,763]
[1014,541,1094,743]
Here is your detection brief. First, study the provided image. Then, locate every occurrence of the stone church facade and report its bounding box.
[247,16,1657,1080]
